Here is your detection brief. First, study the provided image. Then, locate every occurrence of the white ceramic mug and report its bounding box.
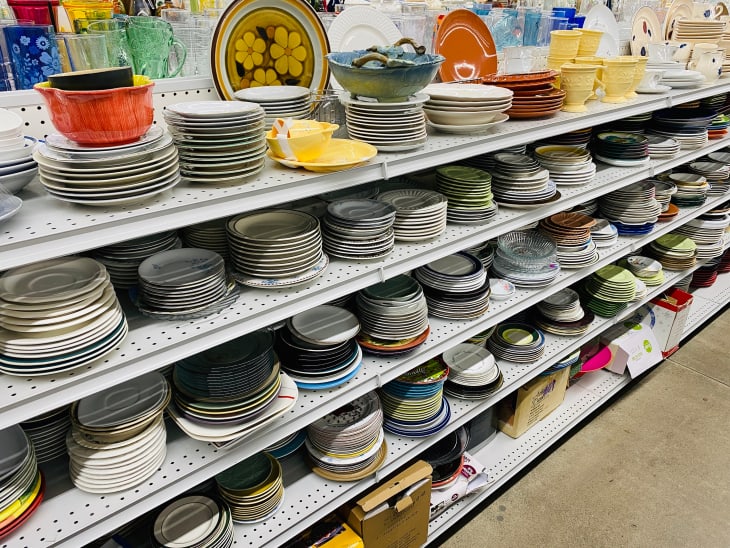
[638,69,664,89]
[647,42,678,63]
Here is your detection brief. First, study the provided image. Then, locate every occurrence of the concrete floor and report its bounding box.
[440,306,730,548]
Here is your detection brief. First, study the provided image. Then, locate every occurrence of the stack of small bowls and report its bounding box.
[0,108,36,194]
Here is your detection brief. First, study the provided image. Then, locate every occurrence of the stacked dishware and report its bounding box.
[341,94,428,152]
[708,113,730,139]
[719,247,730,273]
[652,180,678,213]
[306,391,386,481]
[491,230,561,288]
[572,199,599,216]
[490,153,558,208]
[535,127,592,148]
[539,212,599,268]
[226,210,327,288]
[487,322,547,363]
[534,288,594,336]
[648,108,715,150]
[482,70,564,118]
[152,495,234,548]
[647,233,698,270]
[581,264,637,317]
[533,145,596,186]
[377,189,448,241]
[0,108,37,194]
[646,134,680,159]
[619,255,665,286]
[163,101,266,183]
[90,230,181,290]
[465,325,497,347]
[671,18,725,42]
[659,69,705,89]
[590,219,619,248]
[691,259,721,287]
[435,165,496,224]
[592,131,650,167]
[67,371,170,493]
[20,406,71,464]
[673,214,730,259]
[598,180,662,236]
[34,127,180,206]
[355,275,430,356]
[136,248,235,319]
[322,199,397,260]
[421,426,469,490]
[276,305,362,390]
[180,219,231,261]
[668,172,710,207]
[215,452,284,523]
[442,343,503,399]
[0,257,127,375]
[264,430,307,459]
[234,86,312,128]
[689,160,730,196]
[379,361,450,437]
[460,144,528,172]
[422,83,512,135]
[0,426,43,539]
[414,252,490,319]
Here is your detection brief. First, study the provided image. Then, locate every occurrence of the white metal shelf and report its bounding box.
[683,272,730,340]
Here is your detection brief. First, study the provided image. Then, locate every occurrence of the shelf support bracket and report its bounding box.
[380,161,389,181]
[377,266,386,283]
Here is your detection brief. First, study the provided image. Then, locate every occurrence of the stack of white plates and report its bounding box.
[414,252,490,319]
[435,165,496,224]
[341,94,428,152]
[441,343,503,399]
[164,101,266,184]
[34,127,180,206]
[646,134,680,159]
[598,180,661,235]
[216,452,284,523]
[181,220,230,261]
[377,189,448,241]
[226,210,327,288]
[491,230,561,288]
[21,406,71,464]
[0,108,36,194]
[674,215,730,259]
[67,371,170,493]
[671,18,725,42]
[487,322,546,363]
[491,153,559,208]
[90,231,181,290]
[689,161,730,196]
[234,86,312,128]
[590,218,619,248]
[422,83,512,135]
[0,257,127,375]
[322,199,397,260]
[0,425,43,537]
[652,180,678,212]
[306,391,386,481]
[533,145,596,186]
[137,248,235,319]
[153,495,234,548]
[660,69,706,89]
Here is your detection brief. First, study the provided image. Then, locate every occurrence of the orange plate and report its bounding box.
[435,9,497,82]
[506,107,563,119]
[481,70,559,84]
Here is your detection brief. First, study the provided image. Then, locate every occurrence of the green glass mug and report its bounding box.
[125,16,186,79]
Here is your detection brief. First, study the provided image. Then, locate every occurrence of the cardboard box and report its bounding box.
[340,461,432,548]
[497,366,570,439]
[285,513,363,548]
[649,288,694,357]
[601,315,663,377]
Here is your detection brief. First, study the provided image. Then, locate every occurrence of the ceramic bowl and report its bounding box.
[266,120,338,163]
[34,75,154,146]
[47,66,134,91]
[326,50,445,102]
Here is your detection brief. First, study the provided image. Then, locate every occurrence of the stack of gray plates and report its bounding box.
[322,199,397,260]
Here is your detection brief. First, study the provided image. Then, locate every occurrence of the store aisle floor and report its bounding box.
[439,306,730,548]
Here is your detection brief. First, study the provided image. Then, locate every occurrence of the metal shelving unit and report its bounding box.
[682,272,730,340]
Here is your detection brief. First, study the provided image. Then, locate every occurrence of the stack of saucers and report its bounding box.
[355,275,430,356]
[491,230,561,288]
[377,189,448,241]
[647,233,698,270]
[152,495,234,548]
[341,94,428,152]
[459,144,527,172]
[181,220,231,261]
[234,86,312,128]
[0,257,127,376]
[659,69,705,89]
[592,131,649,167]
[67,371,169,493]
[619,255,665,286]
[379,361,450,437]
[215,452,284,523]
[689,161,730,196]
[277,305,362,390]
[136,248,236,319]
[0,108,37,195]
[534,288,594,336]
[164,101,266,183]
[422,83,512,135]
[482,70,564,118]
[598,180,661,236]
[487,322,546,363]
[414,252,490,319]
[674,215,730,259]
[668,172,710,207]
[435,165,496,224]
[533,145,596,186]
[227,210,327,288]
[322,199,397,260]
[539,212,599,268]
[0,425,43,539]
[90,231,181,290]
[652,180,678,213]
[442,343,503,399]
[648,108,715,150]
[646,134,680,159]
[34,127,180,206]
[21,406,71,464]
[491,153,559,208]
[590,219,619,248]
[581,264,637,317]
[306,391,386,481]
[264,430,307,459]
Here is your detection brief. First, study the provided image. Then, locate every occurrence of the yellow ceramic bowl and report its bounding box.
[266,120,339,163]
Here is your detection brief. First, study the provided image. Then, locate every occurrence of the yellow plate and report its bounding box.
[266,138,378,172]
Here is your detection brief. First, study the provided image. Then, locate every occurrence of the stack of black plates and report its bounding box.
[20,406,70,464]
[534,288,594,336]
[592,131,649,167]
[648,108,715,150]
[598,180,661,236]
[215,452,284,523]
[322,199,397,260]
[414,252,490,319]
[420,426,470,489]
[491,153,559,208]
[487,323,546,363]
[442,343,503,399]
[277,305,362,390]
[264,430,307,459]
[152,495,234,548]
[355,275,430,356]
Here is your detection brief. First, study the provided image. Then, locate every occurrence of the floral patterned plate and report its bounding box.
[211,0,330,99]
